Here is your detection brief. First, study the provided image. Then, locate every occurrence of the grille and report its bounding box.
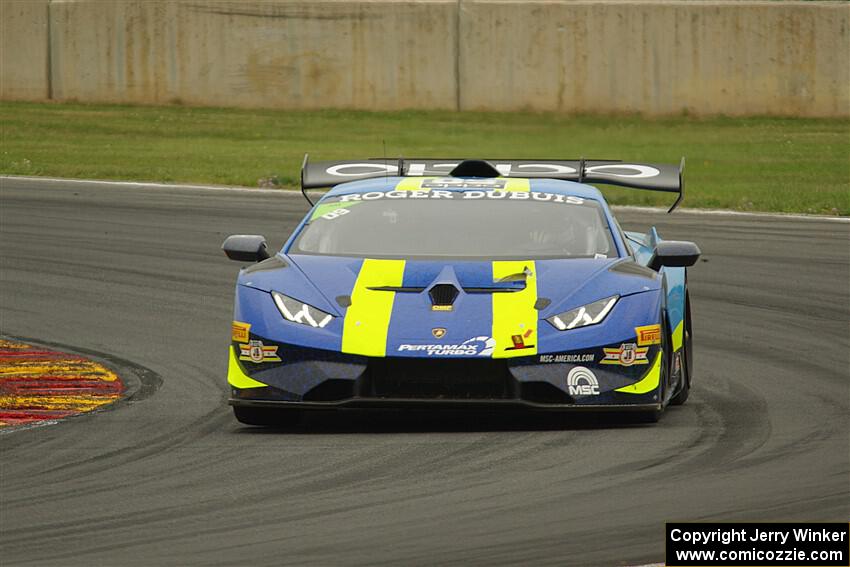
[367,358,512,399]
[429,284,459,307]
[303,379,355,402]
[519,382,573,404]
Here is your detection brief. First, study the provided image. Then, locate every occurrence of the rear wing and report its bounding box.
[300,156,686,212]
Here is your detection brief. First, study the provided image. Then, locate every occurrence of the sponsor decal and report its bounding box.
[421,178,508,190]
[432,327,447,339]
[505,329,535,351]
[567,366,600,396]
[239,340,282,363]
[635,324,662,346]
[322,162,661,180]
[538,353,595,363]
[338,189,584,205]
[431,304,453,312]
[398,336,495,357]
[321,208,351,220]
[601,343,649,366]
[232,321,251,342]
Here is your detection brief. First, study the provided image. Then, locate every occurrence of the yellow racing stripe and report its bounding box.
[501,178,531,191]
[615,351,662,394]
[671,320,684,352]
[342,259,406,357]
[491,260,538,358]
[227,346,268,389]
[394,178,430,191]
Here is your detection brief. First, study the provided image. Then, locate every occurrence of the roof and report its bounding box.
[321,177,607,201]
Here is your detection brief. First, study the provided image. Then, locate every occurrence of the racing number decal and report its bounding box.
[309,200,361,221]
[491,260,538,359]
[342,259,406,357]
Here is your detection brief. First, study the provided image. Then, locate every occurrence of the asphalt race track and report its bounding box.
[1,177,848,566]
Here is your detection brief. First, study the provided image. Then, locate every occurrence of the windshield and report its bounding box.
[291,188,617,260]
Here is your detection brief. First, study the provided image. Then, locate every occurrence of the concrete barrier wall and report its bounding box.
[459,1,850,116]
[1,0,49,100]
[2,0,848,116]
[45,0,458,109]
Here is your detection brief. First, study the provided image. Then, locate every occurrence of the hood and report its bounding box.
[241,254,660,358]
[243,255,660,308]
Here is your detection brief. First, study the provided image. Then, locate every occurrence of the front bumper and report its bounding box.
[228,337,663,412]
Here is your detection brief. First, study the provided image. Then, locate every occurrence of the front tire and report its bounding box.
[233,406,302,427]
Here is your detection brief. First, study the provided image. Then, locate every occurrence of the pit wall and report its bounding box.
[2,0,847,116]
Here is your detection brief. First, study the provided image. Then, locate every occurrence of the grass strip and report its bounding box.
[1,101,847,214]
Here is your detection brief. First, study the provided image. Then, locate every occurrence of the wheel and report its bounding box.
[233,406,302,427]
[670,293,693,406]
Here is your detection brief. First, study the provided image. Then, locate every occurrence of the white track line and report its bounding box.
[612,205,849,223]
[1,174,285,194]
[3,175,848,223]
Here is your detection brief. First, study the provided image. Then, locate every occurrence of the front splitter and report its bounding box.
[229,397,661,412]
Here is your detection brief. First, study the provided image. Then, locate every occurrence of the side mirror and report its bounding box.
[648,240,701,271]
[222,235,271,263]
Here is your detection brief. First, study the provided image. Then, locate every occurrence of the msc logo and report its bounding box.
[567,366,600,396]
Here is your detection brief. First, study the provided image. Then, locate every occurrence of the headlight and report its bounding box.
[546,296,618,331]
[272,291,333,328]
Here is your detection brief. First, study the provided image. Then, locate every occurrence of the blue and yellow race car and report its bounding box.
[223,158,699,425]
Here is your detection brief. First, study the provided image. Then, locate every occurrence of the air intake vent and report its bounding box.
[449,159,501,178]
[429,284,459,306]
